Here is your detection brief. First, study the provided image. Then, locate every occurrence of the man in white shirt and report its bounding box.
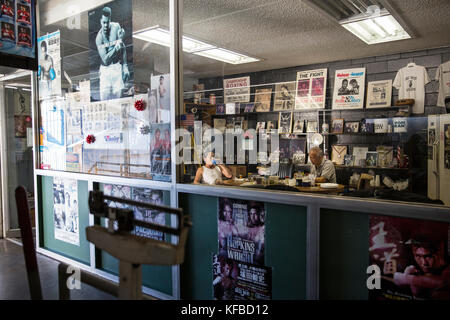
[309,147,336,184]
[393,62,430,114]
[435,61,450,110]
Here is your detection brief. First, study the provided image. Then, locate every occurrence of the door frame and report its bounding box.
[0,70,35,239]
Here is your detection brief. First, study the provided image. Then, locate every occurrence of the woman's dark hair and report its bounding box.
[40,40,47,51]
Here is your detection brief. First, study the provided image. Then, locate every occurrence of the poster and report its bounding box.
[103,184,166,241]
[213,254,272,300]
[223,76,250,103]
[295,69,327,110]
[369,215,450,300]
[367,80,393,108]
[38,30,61,100]
[0,0,35,58]
[218,198,265,266]
[151,74,170,123]
[332,68,366,110]
[149,123,171,182]
[88,0,133,102]
[53,178,79,246]
[40,97,66,170]
[14,114,31,138]
[254,88,272,112]
[445,124,450,170]
[273,82,295,111]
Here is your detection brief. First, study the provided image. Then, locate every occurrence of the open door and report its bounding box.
[0,69,35,239]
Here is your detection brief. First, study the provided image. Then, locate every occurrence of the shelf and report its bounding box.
[324,132,405,136]
[336,165,409,170]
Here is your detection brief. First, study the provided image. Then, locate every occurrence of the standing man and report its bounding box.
[309,146,336,183]
[38,40,54,97]
[96,6,130,101]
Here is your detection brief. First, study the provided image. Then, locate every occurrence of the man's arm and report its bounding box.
[193,167,203,184]
[218,164,233,179]
[96,31,120,66]
[317,161,335,183]
[118,27,130,82]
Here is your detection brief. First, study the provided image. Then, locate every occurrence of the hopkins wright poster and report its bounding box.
[218,197,265,266]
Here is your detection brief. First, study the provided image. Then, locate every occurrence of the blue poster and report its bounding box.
[0,0,35,58]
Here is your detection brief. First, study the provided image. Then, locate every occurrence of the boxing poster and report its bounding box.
[295,69,327,110]
[218,197,265,266]
[369,215,450,300]
[213,254,272,300]
[38,30,61,100]
[332,68,366,110]
[0,0,35,59]
[224,77,251,104]
[103,184,167,241]
[53,178,79,246]
[88,0,133,102]
[149,123,171,182]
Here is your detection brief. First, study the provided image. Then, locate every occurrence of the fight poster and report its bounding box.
[218,198,265,266]
[332,68,366,110]
[53,178,79,246]
[103,184,166,241]
[224,77,251,104]
[0,0,35,58]
[213,254,272,300]
[38,30,61,100]
[151,74,170,124]
[369,215,450,300]
[149,123,171,182]
[88,0,133,102]
[295,69,327,110]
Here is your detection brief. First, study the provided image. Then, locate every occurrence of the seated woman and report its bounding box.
[194,152,233,185]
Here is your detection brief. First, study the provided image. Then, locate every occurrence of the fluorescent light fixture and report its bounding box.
[5,85,18,90]
[340,8,411,45]
[133,26,260,65]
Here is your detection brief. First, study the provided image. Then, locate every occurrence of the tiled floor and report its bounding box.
[0,239,116,300]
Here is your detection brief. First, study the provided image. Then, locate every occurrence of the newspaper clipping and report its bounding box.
[53,178,79,246]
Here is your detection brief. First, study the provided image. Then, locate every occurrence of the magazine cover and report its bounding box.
[254,88,272,112]
[332,68,366,110]
[223,76,250,103]
[213,254,272,300]
[38,30,61,100]
[88,0,133,102]
[367,80,393,108]
[218,198,265,266]
[53,178,79,246]
[295,69,327,110]
[369,215,450,300]
[273,82,295,111]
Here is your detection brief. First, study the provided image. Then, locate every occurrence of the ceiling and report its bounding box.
[33,0,450,84]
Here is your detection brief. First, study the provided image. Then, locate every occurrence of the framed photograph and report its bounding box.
[292,113,304,133]
[274,82,295,111]
[344,121,359,133]
[366,151,378,167]
[266,121,277,133]
[306,120,318,133]
[331,118,344,134]
[344,154,355,166]
[366,80,392,108]
[254,88,272,112]
[216,103,225,115]
[256,121,266,133]
[243,103,255,113]
[361,119,374,133]
[278,112,292,134]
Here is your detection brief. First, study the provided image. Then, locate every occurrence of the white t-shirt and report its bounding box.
[435,61,450,108]
[202,166,222,185]
[393,63,430,114]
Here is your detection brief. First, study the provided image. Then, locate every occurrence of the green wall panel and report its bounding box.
[97,184,173,296]
[40,176,90,265]
[179,193,307,300]
[265,202,307,300]
[320,209,369,300]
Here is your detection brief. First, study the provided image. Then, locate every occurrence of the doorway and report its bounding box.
[0,68,35,239]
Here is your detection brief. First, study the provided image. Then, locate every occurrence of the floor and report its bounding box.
[0,239,116,300]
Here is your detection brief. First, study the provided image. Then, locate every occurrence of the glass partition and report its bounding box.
[179,0,450,207]
[38,0,172,182]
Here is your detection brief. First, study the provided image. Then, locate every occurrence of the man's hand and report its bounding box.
[393,265,417,286]
[117,27,125,40]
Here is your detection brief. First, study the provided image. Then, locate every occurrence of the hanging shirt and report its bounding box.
[393,63,430,114]
[435,61,450,108]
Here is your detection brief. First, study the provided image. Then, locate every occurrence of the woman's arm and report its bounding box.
[193,167,203,184]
